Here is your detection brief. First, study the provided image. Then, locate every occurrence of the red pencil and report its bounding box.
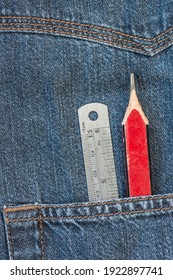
[122,73,152,197]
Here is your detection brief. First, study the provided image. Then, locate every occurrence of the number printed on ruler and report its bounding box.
[78,103,118,202]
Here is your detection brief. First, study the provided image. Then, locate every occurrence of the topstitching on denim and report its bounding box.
[0,15,172,56]
[3,206,173,224]
[3,193,173,224]
[3,193,173,213]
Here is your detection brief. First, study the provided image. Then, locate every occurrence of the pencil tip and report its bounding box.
[122,73,149,125]
[129,73,138,104]
[130,73,135,92]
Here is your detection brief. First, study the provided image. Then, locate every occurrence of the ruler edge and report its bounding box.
[78,102,119,202]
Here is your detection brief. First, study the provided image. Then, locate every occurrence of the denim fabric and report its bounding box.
[0,0,173,259]
[3,195,173,260]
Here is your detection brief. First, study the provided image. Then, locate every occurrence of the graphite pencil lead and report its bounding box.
[122,73,149,125]
[130,72,135,92]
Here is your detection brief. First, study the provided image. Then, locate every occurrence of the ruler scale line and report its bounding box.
[78,103,119,202]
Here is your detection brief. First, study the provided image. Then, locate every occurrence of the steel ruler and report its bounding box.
[78,103,118,202]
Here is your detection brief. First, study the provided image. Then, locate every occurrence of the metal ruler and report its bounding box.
[78,103,118,202]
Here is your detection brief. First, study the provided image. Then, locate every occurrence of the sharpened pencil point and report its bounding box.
[130,73,135,92]
[129,73,139,106]
[122,73,149,125]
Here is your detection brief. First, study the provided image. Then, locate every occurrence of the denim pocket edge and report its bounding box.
[2,193,173,259]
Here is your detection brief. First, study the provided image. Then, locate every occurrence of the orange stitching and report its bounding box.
[4,194,173,213]
[0,22,172,49]
[0,26,150,54]
[0,25,171,55]
[5,205,173,223]
[42,194,173,209]
[39,210,44,260]
[6,216,39,223]
[0,22,146,48]
[3,205,40,212]
[5,212,13,259]
[0,15,172,42]
[150,40,173,54]
[145,34,172,49]
[44,206,173,220]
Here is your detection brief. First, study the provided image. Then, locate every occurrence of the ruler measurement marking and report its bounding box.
[101,151,113,154]
[78,103,119,201]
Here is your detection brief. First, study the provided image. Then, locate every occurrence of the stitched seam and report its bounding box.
[4,205,41,212]
[0,22,146,48]
[0,26,147,53]
[32,193,173,208]
[0,15,172,42]
[151,40,173,54]
[4,194,173,213]
[0,22,171,49]
[0,22,172,49]
[0,26,172,55]
[5,206,173,223]
[5,212,13,259]
[39,210,44,260]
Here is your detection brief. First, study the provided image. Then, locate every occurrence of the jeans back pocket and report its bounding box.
[3,194,173,259]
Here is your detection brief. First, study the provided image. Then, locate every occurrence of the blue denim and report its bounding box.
[0,0,173,259]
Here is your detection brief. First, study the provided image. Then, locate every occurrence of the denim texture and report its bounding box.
[3,195,173,260]
[0,0,173,259]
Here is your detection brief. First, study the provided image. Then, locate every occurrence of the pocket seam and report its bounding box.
[4,211,13,260]
[0,15,172,42]
[38,209,44,260]
[4,208,44,260]
[3,193,173,213]
[4,205,173,224]
[0,15,172,56]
